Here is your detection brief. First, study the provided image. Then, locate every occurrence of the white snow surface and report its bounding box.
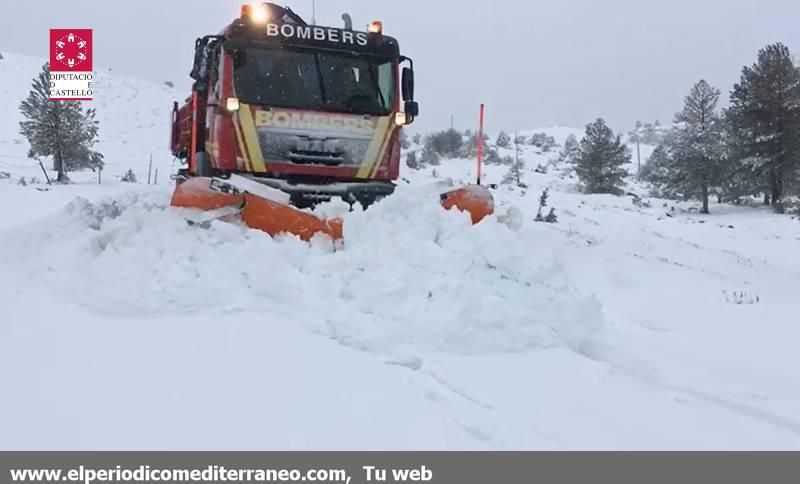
[0,53,178,183]
[2,53,800,450]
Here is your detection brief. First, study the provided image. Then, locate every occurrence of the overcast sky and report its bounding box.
[2,0,799,134]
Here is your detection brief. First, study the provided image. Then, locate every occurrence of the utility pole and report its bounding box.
[476,104,485,186]
[450,114,454,130]
[636,141,641,174]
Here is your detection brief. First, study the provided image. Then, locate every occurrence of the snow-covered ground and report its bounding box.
[0,53,178,184]
[2,53,800,450]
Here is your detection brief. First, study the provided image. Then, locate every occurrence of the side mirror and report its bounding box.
[190,38,204,82]
[395,101,419,126]
[405,101,419,118]
[190,35,224,84]
[402,67,415,101]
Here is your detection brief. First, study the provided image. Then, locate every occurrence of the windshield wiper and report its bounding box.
[313,53,328,105]
[365,62,387,112]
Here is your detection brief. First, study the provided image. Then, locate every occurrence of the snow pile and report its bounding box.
[3,124,800,449]
[5,184,605,357]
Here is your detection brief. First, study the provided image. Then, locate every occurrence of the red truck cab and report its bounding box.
[171,3,418,208]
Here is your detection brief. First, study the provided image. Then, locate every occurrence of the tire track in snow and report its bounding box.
[384,357,563,447]
[584,345,800,438]
[426,370,494,411]
[384,358,497,444]
[642,227,800,283]
[662,384,800,436]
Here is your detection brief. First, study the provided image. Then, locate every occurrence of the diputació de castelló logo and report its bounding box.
[49,29,93,101]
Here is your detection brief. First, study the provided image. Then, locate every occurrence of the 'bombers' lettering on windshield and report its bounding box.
[255,110,376,135]
[266,24,369,47]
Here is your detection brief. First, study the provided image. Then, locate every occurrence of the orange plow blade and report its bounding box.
[171,177,343,242]
[241,193,343,241]
[440,185,495,224]
[170,177,242,211]
[171,176,494,243]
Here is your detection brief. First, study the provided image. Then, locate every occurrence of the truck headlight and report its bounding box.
[225,97,240,112]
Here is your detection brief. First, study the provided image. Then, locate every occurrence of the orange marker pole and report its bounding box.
[476,104,485,185]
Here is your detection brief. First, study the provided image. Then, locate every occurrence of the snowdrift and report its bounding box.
[4,184,604,357]
[3,127,800,449]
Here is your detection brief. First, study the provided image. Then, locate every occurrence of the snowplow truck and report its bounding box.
[170,3,493,241]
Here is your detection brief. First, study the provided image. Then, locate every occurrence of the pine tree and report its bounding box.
[727,43,800,212]
[406,150,419,169]
[121,169,137,183]
[482,147,495,164]
[719,114,765,203]
[664,80,728,213]
[399,130,411,149]
[503,137,525,186]
[640,142,671,189]
[534,189,558,223]
[495,131,511,148]
[19,63,103,183]
[502,158,524,186]
[420,143,440,166]
[529,132,557,152]
[425,128,463,158]
[458,131,490,159]
[575,119,630,194]
[559,134,580,164]
[535,188,549,221]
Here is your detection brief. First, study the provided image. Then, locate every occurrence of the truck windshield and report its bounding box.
[232,47,395,116]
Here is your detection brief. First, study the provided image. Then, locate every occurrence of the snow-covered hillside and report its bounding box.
[0,53,179,183]
[1,54,800,450]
